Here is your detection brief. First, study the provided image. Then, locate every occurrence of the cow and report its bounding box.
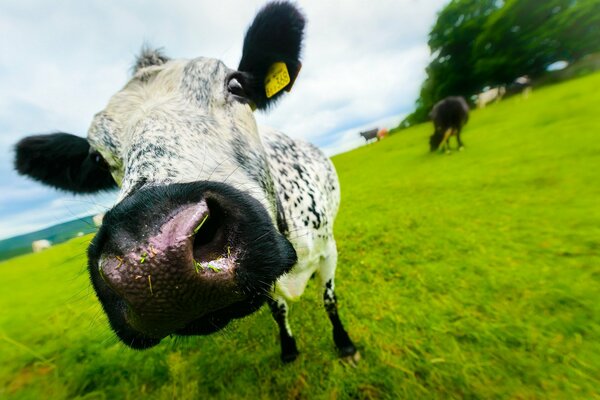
[359,128,379,143]
[507,75,532,99]
[476,86,506,109]
[429,96,469,153]
[32,239,51,253]
[13,2,358,364]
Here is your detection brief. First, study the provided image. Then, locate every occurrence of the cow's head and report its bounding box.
[429,132,443,152]
[14,2,304,349]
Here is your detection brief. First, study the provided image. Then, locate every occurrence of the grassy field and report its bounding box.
[1,72,599,400]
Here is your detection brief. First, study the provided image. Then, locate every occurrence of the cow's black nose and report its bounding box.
[88,182,297,343]
[97,192,243,337]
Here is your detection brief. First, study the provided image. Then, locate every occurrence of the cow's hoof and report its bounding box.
[341,350,361,367]
[339,343,357,357]
[281,349,299,363]
[280,335,299,363]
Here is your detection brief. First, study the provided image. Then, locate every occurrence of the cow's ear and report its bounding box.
[14,133,116,194]
[238,1,305,110]
[133,46,170,75]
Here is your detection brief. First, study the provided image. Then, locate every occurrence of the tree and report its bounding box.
[400,0,600,128]
[473,0,600,85]
[401,0,500,127]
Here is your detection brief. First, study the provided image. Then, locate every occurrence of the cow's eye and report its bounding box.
[227,76,246,97]
[90,150,109,170]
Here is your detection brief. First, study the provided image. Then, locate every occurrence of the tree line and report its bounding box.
[400,0,600,128]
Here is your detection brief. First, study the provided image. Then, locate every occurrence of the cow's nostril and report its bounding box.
[192,200,227,262]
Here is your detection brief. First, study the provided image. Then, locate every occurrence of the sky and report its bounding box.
[0,0,448,240]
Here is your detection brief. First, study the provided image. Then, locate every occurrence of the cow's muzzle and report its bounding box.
[88,182,296,348]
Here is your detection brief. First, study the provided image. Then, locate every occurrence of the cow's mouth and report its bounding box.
[88,181,297,349]
[109,295,264,350]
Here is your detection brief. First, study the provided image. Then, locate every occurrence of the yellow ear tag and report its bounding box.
[264,62,291,98]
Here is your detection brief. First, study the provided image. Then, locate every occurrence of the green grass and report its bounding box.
[2,72,600,399]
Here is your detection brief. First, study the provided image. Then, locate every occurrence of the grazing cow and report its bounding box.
[359,128,379,143]
[429,96,469,152]
[32,239,51,253]
[476,86,506,109]
[14,2,358,363]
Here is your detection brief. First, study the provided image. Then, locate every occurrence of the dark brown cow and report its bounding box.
[429,96,469,152]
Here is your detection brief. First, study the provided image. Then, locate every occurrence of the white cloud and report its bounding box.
[0,191,116,240]
[256,44,430,146]
[0,0,447,239]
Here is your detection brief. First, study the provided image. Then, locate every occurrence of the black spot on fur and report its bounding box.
[238,1,305,110]
[14,133,116,194]
[275,195,289,235]
[306,192,321,229]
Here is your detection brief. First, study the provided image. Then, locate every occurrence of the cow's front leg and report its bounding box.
[267,296,299,363]
[439,128,452,154]
[319,248,359,362]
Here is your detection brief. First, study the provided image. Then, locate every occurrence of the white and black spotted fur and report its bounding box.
[14,2,356,362]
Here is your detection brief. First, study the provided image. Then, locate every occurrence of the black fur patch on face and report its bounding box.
[238,1,305,110]
[133,46,170,74]
[14,133,117,193]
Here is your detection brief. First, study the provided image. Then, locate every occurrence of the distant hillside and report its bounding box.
[0,216,98,262]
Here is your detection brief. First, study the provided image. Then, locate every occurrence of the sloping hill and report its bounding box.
[1,72,599,399]
[0,216,99,261]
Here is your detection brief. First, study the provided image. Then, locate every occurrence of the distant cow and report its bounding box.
[359,128,379,142]
[32,239,51,253]
[507,75,532,99]
[476,86,506,109]
[429,96,469,152]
